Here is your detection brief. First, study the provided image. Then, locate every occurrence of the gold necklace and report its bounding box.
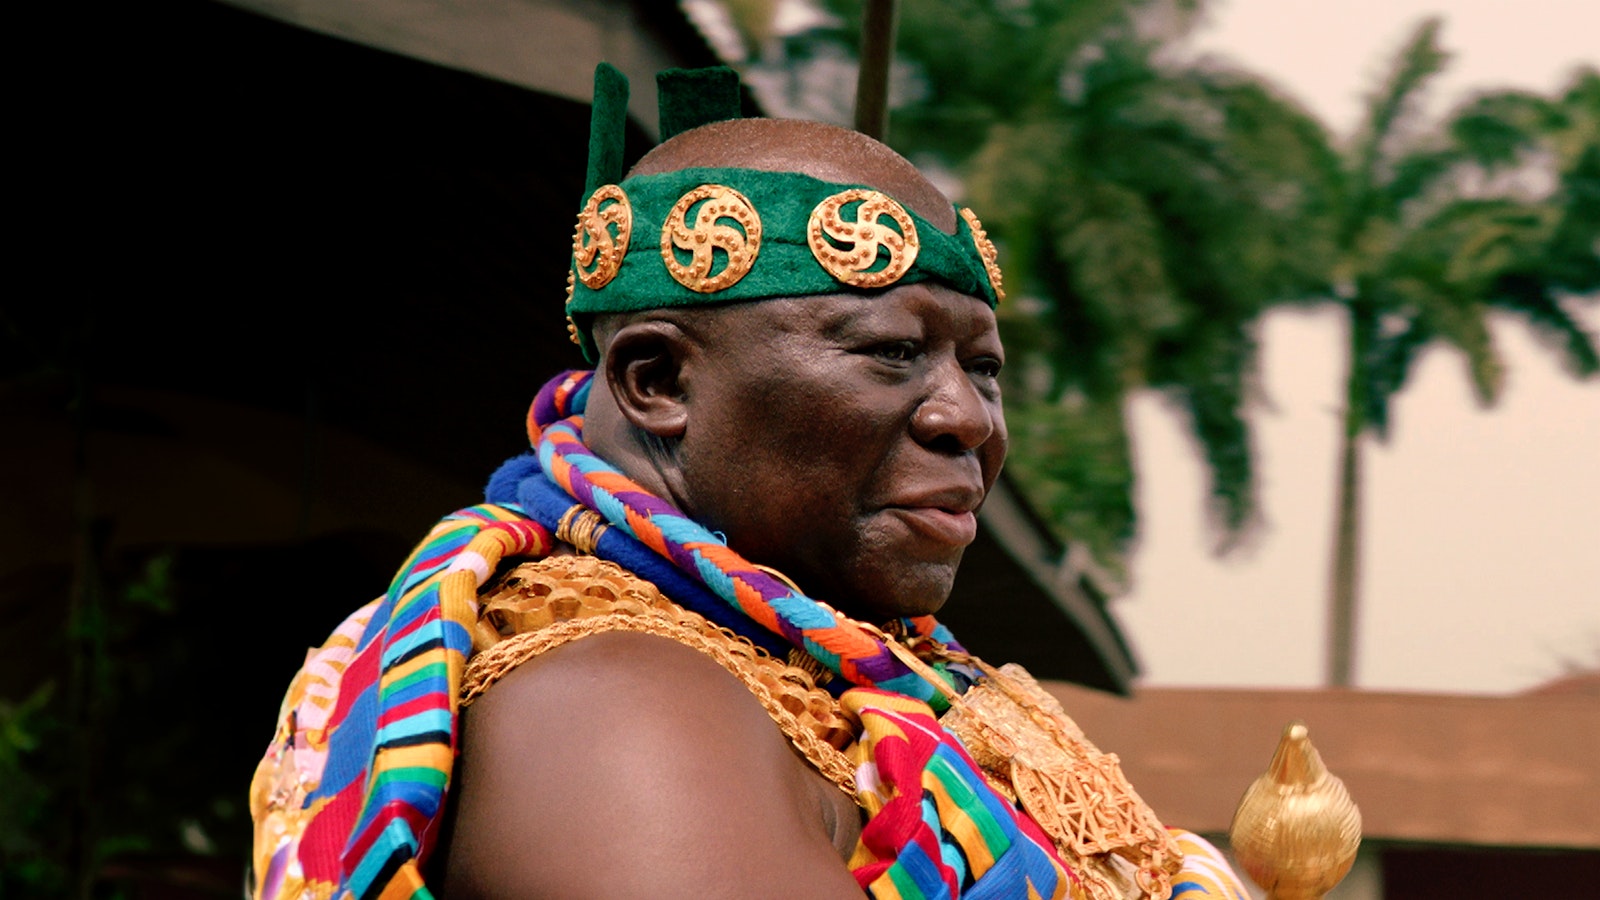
[752,564,1183,900]
[852,619,1183,900]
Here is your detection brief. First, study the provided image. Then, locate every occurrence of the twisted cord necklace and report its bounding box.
[522,369,970,704]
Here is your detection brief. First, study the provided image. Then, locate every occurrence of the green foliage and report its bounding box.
[1,550,251,899]
[1,683,68,897]
[1318,19,1597,684]
[1333,20,1599,440]
[715,1,1597,580]
[774,0,1338,568]
[1000,386,1136,572]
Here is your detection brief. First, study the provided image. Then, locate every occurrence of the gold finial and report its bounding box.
[1228,722,1362,900]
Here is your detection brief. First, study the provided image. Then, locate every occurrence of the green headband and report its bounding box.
[564,64,1005,361]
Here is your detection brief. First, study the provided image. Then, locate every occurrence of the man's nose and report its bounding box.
[910,360,995,453]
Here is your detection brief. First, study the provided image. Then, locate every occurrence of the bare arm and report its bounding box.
[434,631,865,899]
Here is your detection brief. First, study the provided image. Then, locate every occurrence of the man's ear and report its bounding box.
[602,319,692,439]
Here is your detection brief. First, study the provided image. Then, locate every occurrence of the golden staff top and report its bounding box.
[1230,722,1363,900]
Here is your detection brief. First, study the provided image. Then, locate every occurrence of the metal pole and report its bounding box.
[854,0,899,140]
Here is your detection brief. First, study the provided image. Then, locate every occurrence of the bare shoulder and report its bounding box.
[433,630,863,900]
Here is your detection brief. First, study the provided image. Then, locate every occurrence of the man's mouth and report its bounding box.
[883,483,985,547]
[887,506,980,547]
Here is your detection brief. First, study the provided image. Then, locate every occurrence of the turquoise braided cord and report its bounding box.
[535,416,942,699]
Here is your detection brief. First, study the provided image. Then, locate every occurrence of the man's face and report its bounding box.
[674,282,1007,621]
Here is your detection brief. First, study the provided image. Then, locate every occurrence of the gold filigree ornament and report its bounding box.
[808,189,919,288]
[960,207,1006,302]
[572,185,632,290]
[863,624,1183,900]
[568,185,633,345]
[660,184,762,292]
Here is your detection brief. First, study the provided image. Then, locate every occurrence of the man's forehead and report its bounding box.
[630,119,958,233]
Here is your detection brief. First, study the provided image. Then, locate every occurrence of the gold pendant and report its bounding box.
[826,606,1184,900]
[940,662,1181,900]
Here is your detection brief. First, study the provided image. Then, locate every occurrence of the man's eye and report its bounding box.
[969,357,1002,379]
[872,341,921,362]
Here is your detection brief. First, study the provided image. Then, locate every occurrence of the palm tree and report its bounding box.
[777,0,1340,578]
[1321,20,1600,686]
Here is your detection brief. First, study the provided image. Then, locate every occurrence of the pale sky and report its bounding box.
[1113,0,1600,694]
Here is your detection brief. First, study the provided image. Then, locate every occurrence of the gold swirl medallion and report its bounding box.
[960,207,1006,302]
[807,189,920,288]
[660,185,762,293]
[572,185,632,290]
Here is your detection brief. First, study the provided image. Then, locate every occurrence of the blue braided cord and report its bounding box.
[557,440,628,481]
[767,594,842,630]
[654,513,731,549]
[568,376,592,411]
[546,434,850,640]
[531,415,949,702]
[587,489,636,539]
[538,424,818,644]
[493,458,793,659]
[799,636,845,670]
[691,552,740,598]
[879,672,940,699]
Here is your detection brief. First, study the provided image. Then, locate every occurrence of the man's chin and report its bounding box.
[832,563,959,623]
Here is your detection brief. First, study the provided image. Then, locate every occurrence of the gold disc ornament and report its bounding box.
[572,185,633,290]
[660,185,762,293]
[808,189,920,288]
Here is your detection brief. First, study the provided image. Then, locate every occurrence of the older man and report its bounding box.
[249,65,1246,900]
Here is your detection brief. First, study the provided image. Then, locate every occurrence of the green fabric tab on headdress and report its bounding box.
[585,62,630,194]
[657,66,743,141]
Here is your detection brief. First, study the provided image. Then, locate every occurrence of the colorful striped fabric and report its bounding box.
[838,690,1250,900]
[844,688,1082,899]
[249,507,552,900]
[1167,832,1251,900]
